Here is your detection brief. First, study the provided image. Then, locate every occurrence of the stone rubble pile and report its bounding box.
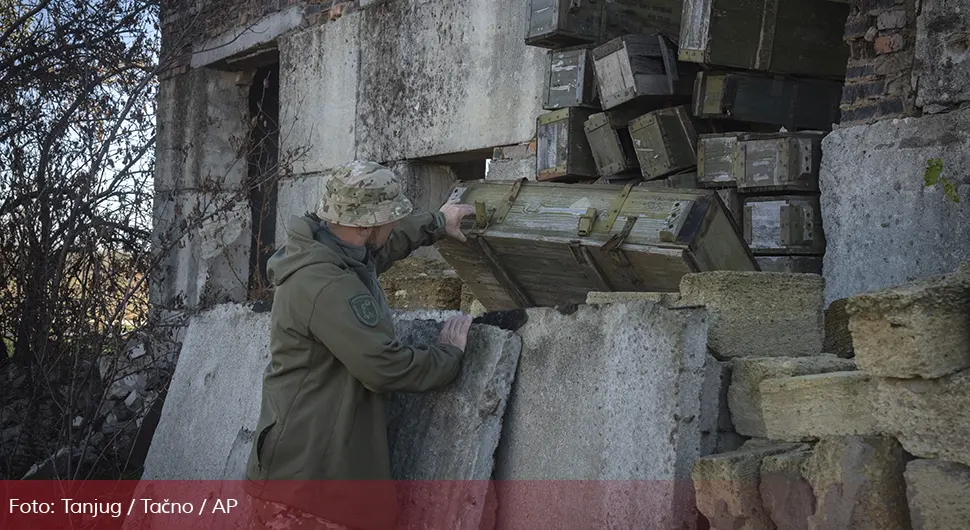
[689,265,970,530]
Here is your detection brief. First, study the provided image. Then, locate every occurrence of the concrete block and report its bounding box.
[845,272,970,378]
[804,436,910,530]
[761,372,877,441]
[386,159,459,213]
[279,17,360,175]
[915,0,970,107]
[386,318,521,529]
[819,114,970,306]
[873,368,970,467]
[823,298,854,359]
[905,459,970,530]
[760,448,816,530]
[150,191,251,310]
[354,0,545,162]
[380,257,464,310]
[493,301,717,529]
[274,172,331,244]
[155,69,249,193]
[691,442,808,530]
[585,291,682,306]
[191,6,306,68]
[728,355,856,438]
[678,271,825,359]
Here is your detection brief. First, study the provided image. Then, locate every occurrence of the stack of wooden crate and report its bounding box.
[522,0,850,274]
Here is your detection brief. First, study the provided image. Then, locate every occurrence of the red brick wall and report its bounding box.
[839,0,918,125]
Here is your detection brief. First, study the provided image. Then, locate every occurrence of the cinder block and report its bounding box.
[823,298,854,358]
[805,436,910,530]
[585,291,682,306]
[761,372,877,441]
[905,459,970,530]
[679,272,825,359]
[728,355,856,438]
[846,272,970,378]
[874,368,970,467]
[760,448,816,530]
[691,442,809,530]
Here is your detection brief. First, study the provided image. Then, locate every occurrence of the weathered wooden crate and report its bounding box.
[584,111,638,177]
[734,132,825,192]
[536,107,599,182]
[678,0,850,79]
[697,131,826,192]
[436,180,759,309]
[590,34,698,110]
[743,194,825,255]
[755,255,823,274]
[716,188,742,228]
[629,105,701,180]
[693,71,843,130]
[543,45,600,110]
[526,0,683,49]
[638,171,699,189]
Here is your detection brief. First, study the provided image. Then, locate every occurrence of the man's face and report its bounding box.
[364,221,397,253]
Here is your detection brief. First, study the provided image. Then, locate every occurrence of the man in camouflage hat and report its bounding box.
[243,160,476,530]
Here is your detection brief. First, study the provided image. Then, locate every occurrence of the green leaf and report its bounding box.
[924,157,944,187]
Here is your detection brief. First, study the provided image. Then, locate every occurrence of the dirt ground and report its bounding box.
[380,257,466,311]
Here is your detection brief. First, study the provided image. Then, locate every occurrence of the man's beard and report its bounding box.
[364,230,384,254]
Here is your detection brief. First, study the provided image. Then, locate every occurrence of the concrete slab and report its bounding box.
[585,291,683,306]
[805,436,910,530]
[191,7,305,68]
[914,0,970,107]
[678,271,825,359]
[846,272,970,378]
[386,319,521,530]
[905,459,970,530]
[492,301,718,529]
[691,442,807,530]
[279,16,360,175]
[728,355,856,438]
[873,368,970,467]
[354,0,545,162]
[819,113,970,305]
[761,372,877,442]
[760,448,816,530]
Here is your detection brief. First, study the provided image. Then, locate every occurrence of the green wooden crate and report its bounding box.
[629,105,701,180]
[526,0,683,49]
[543,44,600,110]
[590,34,698,110]
[536,107,599,182]
[742,194,825,255]
[678,0,850,79]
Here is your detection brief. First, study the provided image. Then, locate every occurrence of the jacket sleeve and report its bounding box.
[375,211,447,275]
[307,271,464,393]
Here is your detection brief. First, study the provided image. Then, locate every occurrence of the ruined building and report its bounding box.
[139,0,970,528]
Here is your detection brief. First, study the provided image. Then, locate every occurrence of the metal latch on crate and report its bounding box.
[577,207,598,236]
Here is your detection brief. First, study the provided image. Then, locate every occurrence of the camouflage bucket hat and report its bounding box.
[317,161,413,227]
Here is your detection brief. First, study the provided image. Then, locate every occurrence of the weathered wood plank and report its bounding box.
[543,45,600,110]
[591,34,698,110]
[629,105,700,179]
[735,131,825,193]
[526,0,684,49]
[536,107,599,181]
[696,132,743,188]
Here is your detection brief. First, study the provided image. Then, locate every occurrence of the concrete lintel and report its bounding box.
[191,6,306,69]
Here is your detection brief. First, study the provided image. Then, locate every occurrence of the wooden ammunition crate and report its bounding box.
[678,0,850,79]
[716,188,742,228]
[526,0,683,49]
[584,112,638,176]
[638,171,699,189]
[543,45,600,110]
[755,255,823,274]
[743,194,825,255]
[536,107,599,182]
[697,131,826,192]
[590,34,697,110]
[693,71,843,130]
[436,180,759,309]
[629,105,701,180]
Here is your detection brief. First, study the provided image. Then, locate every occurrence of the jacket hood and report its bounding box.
[266,214,365,286]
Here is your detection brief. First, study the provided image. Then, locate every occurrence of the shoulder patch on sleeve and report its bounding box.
[348,293,381,328]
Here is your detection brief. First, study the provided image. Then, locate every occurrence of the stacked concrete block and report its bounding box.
[845,272,970,379]
[804,436,911,530]
[691,441,809,530]
[728,355,856,438]
[760,448,816,530]
[585,291,682,306]
[761,371,877,442]
[678,272,826,359]
[905,459,970,529]
[485,140,537,181]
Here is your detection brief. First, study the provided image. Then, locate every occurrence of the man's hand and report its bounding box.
[438,314,473,351]
[439,202,476,243]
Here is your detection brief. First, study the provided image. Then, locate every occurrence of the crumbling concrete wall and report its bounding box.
[821,0,970,304]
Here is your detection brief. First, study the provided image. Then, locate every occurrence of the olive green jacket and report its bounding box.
[243,211,464,529]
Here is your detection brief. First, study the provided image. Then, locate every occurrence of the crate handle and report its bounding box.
[577,207,598,236]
